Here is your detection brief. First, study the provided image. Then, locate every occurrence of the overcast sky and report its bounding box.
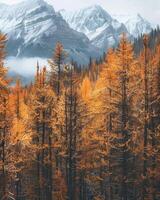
[0,0,159,25]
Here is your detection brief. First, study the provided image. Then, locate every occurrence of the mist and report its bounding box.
[4,57,49,85]
[6,57,49,76]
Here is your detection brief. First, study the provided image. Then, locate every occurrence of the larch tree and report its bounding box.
[48,42,66,96]
[28,66,55,200]
[8,80,34,200]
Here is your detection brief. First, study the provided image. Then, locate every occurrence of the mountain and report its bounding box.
[125,14,153,37]
[0,0,100,64]
[60,5,112,39]
[60,5,130,51]
[113,14,153,37]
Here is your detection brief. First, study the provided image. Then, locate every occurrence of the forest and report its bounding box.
[0,29,160,200]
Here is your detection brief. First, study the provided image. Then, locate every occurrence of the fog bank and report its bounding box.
[6,57,49,76]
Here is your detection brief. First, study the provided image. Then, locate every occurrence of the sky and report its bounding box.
[0,0,159,25]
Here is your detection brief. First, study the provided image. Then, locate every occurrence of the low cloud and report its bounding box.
[5,57,49,77]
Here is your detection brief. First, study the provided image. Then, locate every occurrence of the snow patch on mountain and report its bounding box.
[87,22,110,41]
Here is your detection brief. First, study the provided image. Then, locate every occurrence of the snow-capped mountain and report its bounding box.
[60,5,112,39]
[0,0,100,64]
[60,5,130,51]
[125,14,153,37]
[113,14,153,37]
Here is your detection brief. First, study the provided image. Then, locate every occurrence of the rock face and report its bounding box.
[0,0,100,64]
